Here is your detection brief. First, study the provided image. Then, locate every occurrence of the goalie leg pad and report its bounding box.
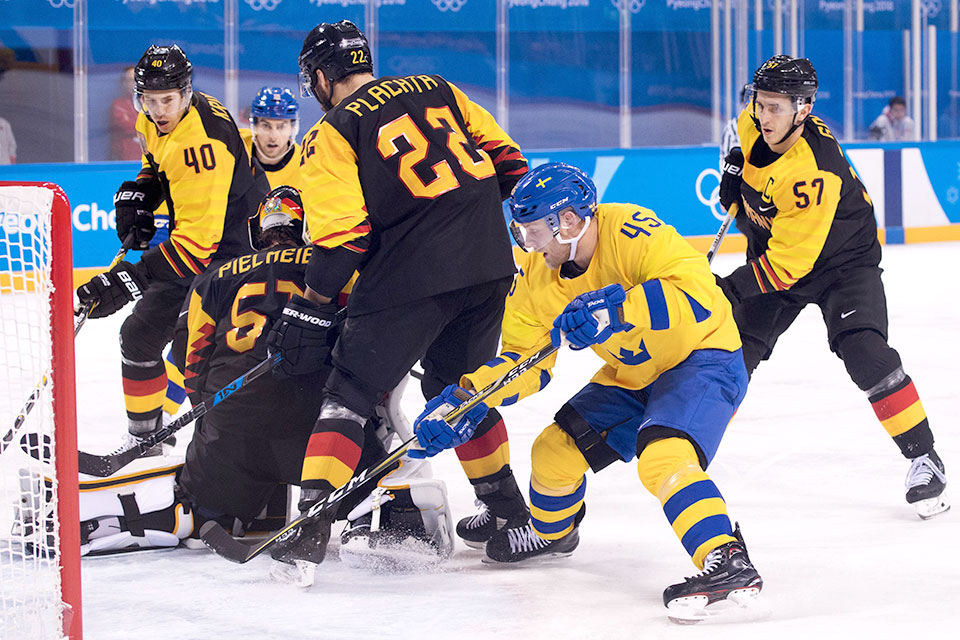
[78,459,194,556]
[341,474,453,572]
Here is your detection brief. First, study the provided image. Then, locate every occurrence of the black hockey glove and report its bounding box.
[271,488,333,566]
[719,147,744,213]
[76,261,148,319]
[114,180,160,249]
[267,295,338,379]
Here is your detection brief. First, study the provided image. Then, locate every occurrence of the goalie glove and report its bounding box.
[551,283,633,350]
[114,180,160,250]
[409,385,489,459]
[76,261,148,319]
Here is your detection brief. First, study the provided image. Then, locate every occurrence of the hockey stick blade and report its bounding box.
[77,352,282,476]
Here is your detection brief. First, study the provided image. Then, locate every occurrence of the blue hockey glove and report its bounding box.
[550,283,633,350]
[409,385,489,459]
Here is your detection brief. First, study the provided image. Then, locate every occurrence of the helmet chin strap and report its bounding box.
[776,112,805,146]
[556,216,592,279]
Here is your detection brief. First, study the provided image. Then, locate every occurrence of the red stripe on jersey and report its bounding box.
[759,254,789,291]
[174,233,218,256]
[304,431,362,469]
[122,375,167,397]
[872,380,920,421]
[455,418,507,462]
[159,244,187,278]
[750,260,768,294]
[314,222,372,245]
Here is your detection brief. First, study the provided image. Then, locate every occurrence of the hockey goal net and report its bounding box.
[0,182,82,639]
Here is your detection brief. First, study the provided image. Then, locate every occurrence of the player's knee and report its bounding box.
[835,329,901,391]
[531,424,589,490]
[637,437,702,499]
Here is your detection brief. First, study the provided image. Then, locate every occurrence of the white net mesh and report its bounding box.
[0,185,66,640]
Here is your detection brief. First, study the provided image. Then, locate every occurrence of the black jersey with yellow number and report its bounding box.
[172,244,324,437]
[136,92,269,281]
[734,108,881,296]
[298,74,527,314]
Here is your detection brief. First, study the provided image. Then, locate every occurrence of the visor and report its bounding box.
[510,217,559,252]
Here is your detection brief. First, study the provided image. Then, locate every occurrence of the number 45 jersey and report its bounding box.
[734,109,881,296]
[298,75,527,314]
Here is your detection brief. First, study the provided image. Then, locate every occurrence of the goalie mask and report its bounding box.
[248,185,306,251]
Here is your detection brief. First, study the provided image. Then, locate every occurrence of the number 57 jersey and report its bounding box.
[298,74,527,314]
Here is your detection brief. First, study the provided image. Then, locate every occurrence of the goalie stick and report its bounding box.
[76,351,281,476]
[1,235,134,457]
[199,339,563,564]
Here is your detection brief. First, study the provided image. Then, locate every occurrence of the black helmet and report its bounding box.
[298,20,372,96]
[248,185,305,251]
[134,44,192,92]
[752,55,817,103]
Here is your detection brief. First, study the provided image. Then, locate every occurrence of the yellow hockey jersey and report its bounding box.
[136,92,268,279]
[731,108,880,297]
[240,128,302,190]
[462,203,742,407]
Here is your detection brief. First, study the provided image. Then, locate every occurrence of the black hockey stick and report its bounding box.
[199,339,562,564]
[77,351,281,476]
[1,235,134,457]
[705,202,738,265]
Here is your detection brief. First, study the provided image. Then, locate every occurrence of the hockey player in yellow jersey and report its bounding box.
[239,87,302,189]
[76,44,269,450]
[716,55,948,519]
[411,163,765,624]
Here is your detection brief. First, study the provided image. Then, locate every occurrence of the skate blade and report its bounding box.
[270,559,317,588]
[480,548,576,567]
[340,537,446,573]
[461,539,486,550]
[915,492,950,520]
[666,587,769,625]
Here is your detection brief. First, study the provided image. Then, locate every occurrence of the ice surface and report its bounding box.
[66,243,960,638]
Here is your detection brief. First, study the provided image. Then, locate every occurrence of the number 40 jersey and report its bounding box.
[298,74,528,314]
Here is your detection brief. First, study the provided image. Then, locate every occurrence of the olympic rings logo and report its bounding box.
[47,0,74,8]
[245,0,282,9]
[922,0,942,18]
[610,0,645,12]
[432,0,467,11]
[695,167,726,221]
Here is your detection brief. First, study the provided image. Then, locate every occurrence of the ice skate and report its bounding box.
[339,512,446,573]
[663,526,765,624]
[906,450,949,519]
[483,518,579,565]
[456,499,506,549]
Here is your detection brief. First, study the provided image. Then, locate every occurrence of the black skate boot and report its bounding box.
[483,506,583,564]
[456,500,506,549]
[906,450,949,519]
[459,471,529,548]
[663,525,764,624]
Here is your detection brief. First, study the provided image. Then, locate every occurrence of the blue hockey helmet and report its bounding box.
[508,163,597,252]
[251,86,299,121]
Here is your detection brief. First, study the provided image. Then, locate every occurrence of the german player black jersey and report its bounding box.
[173,244,325,437]
[298,74,527,314]
[136,92,269,281]
[732,109,881,297]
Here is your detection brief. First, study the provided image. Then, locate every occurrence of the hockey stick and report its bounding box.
[77,351,282,477]
[1,236,135,457]
[705,203,738,265]
[76,306,348,476]
[198,338,563,564]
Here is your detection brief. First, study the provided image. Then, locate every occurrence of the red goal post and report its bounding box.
[0,181,82,639]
